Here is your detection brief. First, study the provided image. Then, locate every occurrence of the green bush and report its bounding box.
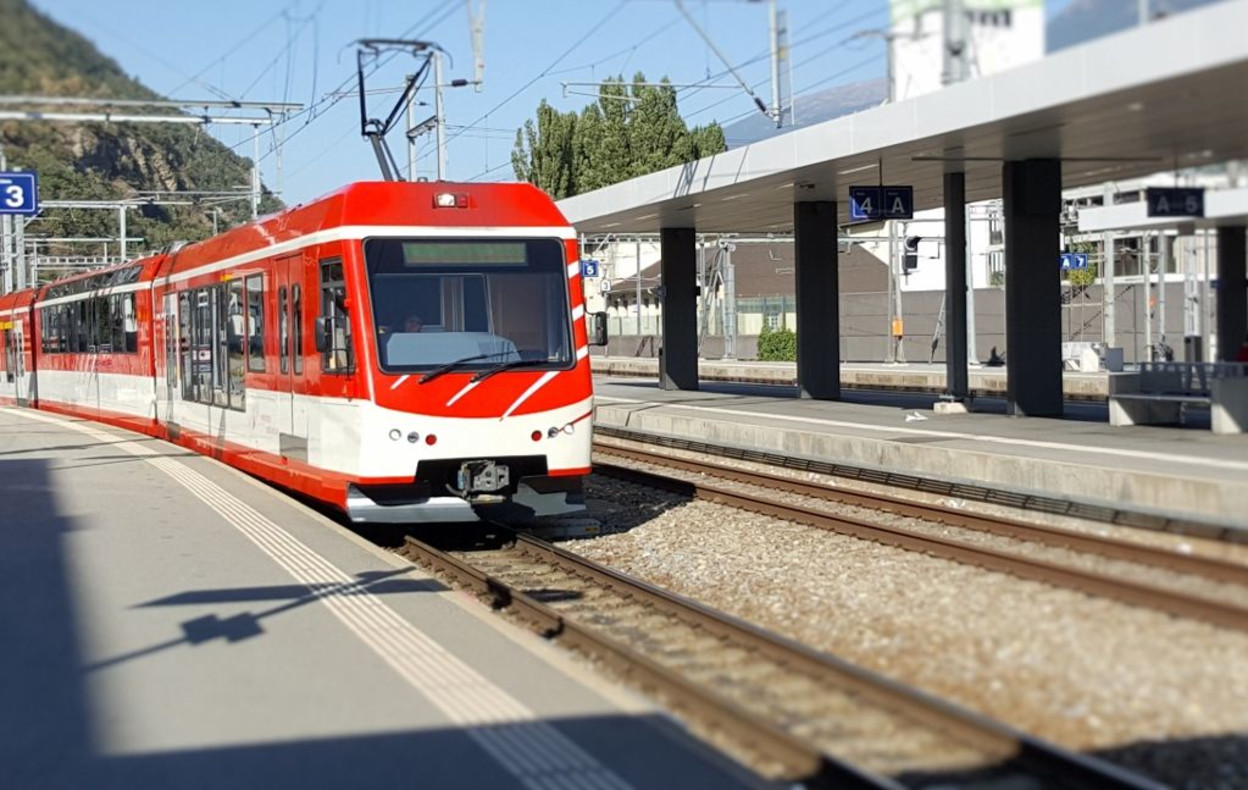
[757,324,796,361]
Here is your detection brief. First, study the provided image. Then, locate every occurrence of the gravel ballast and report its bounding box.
[574,473,1248,789]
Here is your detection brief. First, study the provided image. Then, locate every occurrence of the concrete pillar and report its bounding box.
[944,172,968,400]
[1216,225,1247,362]
[1003,159,1063,417]
[659,227,699,390]
[793,201,840,400]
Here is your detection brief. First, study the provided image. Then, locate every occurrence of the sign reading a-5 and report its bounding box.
[0,172,38,215]
[1146,187,1204,218]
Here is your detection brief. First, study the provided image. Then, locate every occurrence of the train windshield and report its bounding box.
[364,237,573,374]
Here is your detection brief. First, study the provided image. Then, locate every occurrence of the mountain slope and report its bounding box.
[0,0,281,256]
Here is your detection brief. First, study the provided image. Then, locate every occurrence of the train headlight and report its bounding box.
[562,423,575,435]
[389,429,402,441]
[547,426,560,439]
[407,432,420,444]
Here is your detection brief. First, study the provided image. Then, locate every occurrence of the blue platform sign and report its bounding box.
[882,186,913,219]
[1060,253,1089,271]
[849,185,913,222]
[580,259,600,278]
[1146,187,1204,218]
[0,172,38,215]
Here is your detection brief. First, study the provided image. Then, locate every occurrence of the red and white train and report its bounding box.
[0,181,606,523]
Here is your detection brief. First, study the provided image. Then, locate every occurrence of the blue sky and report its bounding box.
[31,1,1071,205]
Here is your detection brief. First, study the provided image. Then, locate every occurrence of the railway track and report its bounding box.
[592,442,1248,634]
[589,444,1248,633]
[402,530,1159,789]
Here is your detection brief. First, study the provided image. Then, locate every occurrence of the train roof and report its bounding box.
[0,182,570,306]
[169,181,572,276]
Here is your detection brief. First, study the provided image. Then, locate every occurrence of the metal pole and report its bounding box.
[434,51,447,181]
[886,35,896,103]
[405,73,417,180]
[14,216,24,290]
[0,144,8,294]
[724,244,737,359]
[768,0,781,127]
[1,215,9,295]
[1143,233,1152,360]
[942,0,967,85]
[886,223,895,362]
[1139,0,1149,25]
[965,204,978,364]
[635,239,642,336]
[1202,229,1212,361]
[251,124,261,219]
[1159,233,1170,356]
[119,205,127,262]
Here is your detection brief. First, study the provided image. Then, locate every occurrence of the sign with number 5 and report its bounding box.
[0,172,38,215]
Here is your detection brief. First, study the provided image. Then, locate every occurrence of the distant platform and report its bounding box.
[0,408,762,790]
[591,377,1248,530]
[591,356,1110,401]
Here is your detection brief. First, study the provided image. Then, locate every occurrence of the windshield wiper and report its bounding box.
[418,351,518,384]
[469,359,551,383]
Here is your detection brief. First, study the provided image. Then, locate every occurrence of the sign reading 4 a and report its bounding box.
[848,185,913,222]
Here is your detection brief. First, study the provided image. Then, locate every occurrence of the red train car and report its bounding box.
[0,182,606,523]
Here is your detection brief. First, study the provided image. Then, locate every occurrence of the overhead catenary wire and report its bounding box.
[217,0,460,166]
[681,5,889,122]
[438,2,631,151]
[165,1,304,98]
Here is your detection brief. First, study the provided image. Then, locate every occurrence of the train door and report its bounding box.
[158,291,178,425]
[274,254,308,461]
[12,317,29,406]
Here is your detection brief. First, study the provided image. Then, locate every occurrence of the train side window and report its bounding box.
[245,275,266,372]
[319,259,353,373]
[292,284,303,375]
[227,279,245,410]
[124,293,138,353]
[39,311,48,354]
[108,294,122,351]
[95,295,113,352]
[279,285,289,374]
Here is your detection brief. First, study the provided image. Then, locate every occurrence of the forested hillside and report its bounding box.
[0,0,281,254]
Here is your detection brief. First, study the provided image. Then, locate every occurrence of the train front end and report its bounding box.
[342,183,603,524]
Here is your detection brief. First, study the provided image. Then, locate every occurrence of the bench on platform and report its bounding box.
[1109,362,1248,434]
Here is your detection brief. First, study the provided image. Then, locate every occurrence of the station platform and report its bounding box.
[591,377,1248,531]
[591,356,1111,401]
[0,408,763,790]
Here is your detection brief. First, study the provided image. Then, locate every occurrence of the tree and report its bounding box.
[511,100,578,199]
[627,74,688,177]
[512,72,726,198]
[572,103,606,192]
[596,78,632,185]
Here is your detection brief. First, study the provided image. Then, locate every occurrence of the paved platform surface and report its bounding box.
[591,356,1110,401]
[592,377,1248,528]
[0,408,764,790]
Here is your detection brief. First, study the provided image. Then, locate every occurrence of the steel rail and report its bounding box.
[592,447,1248,634]
[594,443,1248,584]
[402,532,1159,790]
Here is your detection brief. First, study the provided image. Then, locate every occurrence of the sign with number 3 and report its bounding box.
[0,172,38,215]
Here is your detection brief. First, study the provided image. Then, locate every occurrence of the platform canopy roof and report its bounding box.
[557,0,1248,234]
